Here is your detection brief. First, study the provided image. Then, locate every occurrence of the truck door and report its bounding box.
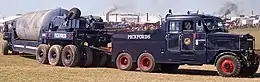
[166,20,181,62]
[180,20,206,64]
[180,20,195,63]
[194,20,206,63]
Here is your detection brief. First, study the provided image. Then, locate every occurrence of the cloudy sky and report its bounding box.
[0,0,259,16]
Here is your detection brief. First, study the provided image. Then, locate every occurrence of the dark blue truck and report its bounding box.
[111,11,259,77]
[1,8,258,77]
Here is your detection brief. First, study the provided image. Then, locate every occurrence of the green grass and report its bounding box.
[0,55,260,82]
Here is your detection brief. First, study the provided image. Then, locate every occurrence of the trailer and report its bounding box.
[1,8,112,67]
[1,8,259,77]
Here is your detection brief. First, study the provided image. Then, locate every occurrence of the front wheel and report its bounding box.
[216,55,241,77]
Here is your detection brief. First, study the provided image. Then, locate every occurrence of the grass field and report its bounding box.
[0,29,260,82]
[0,55,259,82]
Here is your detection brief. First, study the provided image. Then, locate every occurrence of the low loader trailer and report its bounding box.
[1,8,259,77]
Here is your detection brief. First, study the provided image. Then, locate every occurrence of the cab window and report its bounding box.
[169,21,180,32]
[182,20,194,31]
[196,20,205,32]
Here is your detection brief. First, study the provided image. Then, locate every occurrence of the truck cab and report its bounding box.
[112,11,259,77]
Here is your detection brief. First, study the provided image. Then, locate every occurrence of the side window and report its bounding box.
[169,21,180,32]
[182,20,193,31]
[196,20,205,32]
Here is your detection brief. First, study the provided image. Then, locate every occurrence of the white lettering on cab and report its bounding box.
[127,35,151,40]
[54,33,67,38]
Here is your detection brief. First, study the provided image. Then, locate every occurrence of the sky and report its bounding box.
[0,0,260,17]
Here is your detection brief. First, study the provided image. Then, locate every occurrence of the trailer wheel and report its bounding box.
[216,54,241,77]
[68,8,81,19]
[160,64,180,73]
[48,45,63,66]
[99,53,108,67]
[36,44,50,64]
[116,53,136,71]
[78,47,93,67]
[1,40,9,55]
[137,53,159,72]
[239,61,259,77]
[61,45,80,67]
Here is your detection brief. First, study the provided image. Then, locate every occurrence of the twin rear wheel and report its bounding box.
[116,52,179,72]
[36,44,80,67]
[137,53,160,72]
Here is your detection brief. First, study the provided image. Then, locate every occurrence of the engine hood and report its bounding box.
[206,32,254,51]
[208,32,254,39]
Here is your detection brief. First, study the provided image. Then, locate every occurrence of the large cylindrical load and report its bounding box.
[15,8,69,40]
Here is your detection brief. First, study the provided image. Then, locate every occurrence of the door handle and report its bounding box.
[165,34,170,40]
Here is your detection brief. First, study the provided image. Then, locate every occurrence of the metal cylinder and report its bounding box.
[15,8,69,40]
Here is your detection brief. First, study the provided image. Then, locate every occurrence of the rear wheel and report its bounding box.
[116,53,136,71]
[216,54,241,77]
[2,40,9,55]
[78,47,93,67]
[61,45,80,67]
[160,64,180,73]
[137,53,159,72]
[36,44,50,64]
[48,45,63,66]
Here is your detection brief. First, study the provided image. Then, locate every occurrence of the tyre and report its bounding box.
[160,64,180,73]
[99,53,108,67]
[36,44,50,64]
[78,47,93,67]
[2,40,9,55]
[116,53,136,71]
[68,8,81,19]
[216,54,241,77]
[61,45,80,67]
[91,51,101,67]
[12,51,19,55]
[239,61,259,77]
[137,53,159,72]
[48,45,63,66]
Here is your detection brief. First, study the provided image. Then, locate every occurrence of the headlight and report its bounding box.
[247,39,253,41]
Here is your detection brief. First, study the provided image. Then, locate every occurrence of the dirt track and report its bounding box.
[1,29,260,82]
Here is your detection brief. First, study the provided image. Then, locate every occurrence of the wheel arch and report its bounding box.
[214,51,241,66]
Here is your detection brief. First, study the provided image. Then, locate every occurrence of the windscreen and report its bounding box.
[203,18,227,32]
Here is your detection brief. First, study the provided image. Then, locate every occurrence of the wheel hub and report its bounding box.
[39,52,44,57]
[65,52,72,62]
[141,56,151,69]
[221,60,234,73]
[50,52,57,60]
[120,56,128,66]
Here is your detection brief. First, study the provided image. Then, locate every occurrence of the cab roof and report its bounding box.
[165,14,221,20]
